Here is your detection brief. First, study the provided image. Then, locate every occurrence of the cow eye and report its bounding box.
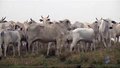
[40,19,43,22]
[47,19,50,21]
[95,21,97,23]
[112,21,116,24]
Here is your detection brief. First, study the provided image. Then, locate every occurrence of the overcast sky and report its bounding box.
[0,0,120,23]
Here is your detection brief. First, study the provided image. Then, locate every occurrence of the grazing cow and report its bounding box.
[99,19,116,48]
[0,30,21,57]
[70,21,99,52]
[26,19,71,55]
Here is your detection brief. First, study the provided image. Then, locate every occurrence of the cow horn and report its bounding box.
[103,19,108,22]
[47,15,49,18]
[30,18,33,21]
[3,17,6,20]
[100,17,103,20]
[41,16,43,18]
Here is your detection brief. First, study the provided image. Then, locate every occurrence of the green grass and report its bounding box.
[0,42,120,68]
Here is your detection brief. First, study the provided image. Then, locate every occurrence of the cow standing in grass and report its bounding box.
[26,19,71,56]
[99,19,116,48]
[69,20,100,52]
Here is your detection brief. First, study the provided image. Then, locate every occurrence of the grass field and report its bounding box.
[0,42,120,68]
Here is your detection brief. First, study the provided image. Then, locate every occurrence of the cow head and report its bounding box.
[39,15,51,24]
[103,19,115,29]
[59,19,71,30]
[28,18,37,25]
[95,18,103,27]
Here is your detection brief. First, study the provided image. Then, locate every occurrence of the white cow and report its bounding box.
[110,22,120,44]
[0,30,21,57]
[99,19,116,48]
[70,21,99,52]
[70,28,96,52]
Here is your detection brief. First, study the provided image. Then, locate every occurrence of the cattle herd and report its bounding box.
[0,16,119,59]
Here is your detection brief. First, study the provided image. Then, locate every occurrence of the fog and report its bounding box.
[0,0,120,23]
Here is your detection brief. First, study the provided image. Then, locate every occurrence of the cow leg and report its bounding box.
[102,38,107,48]
[116,36,119,43]
[113,35,117,46]
[90,43,93,51]
[92,38,96,51]
[12,45,15,57]
[56,40,60,56]
[78,42,81,53]
[28,40,32,53]
[4,44,7,57]
[86,42,89,52]
[36,41,39,54]
[18,42,21,56]
[56,36,65,56]
[98,35,102,43]
[32,42,35,54]
[80,42,84,52]
[108,38,111,48]
[60,38,66,54]
[77,43,80,53]
[47,42,52,56]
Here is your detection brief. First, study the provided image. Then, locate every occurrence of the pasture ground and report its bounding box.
[0,42,120,68]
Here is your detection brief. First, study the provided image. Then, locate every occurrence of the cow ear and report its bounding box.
[95,21,97,23]
[49,22,53,24]
[96,18,98,21]
[100,17,103,20]
[15,25,18,29]
[39,19,43,22]
[41,16,43,18]
[30,18,33,21]
[59,21,63,23]
[47,19,50,21]
[66,20,70,24]
[47,15,49,18]
[3,20,7,22]
[20,28,23,30]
